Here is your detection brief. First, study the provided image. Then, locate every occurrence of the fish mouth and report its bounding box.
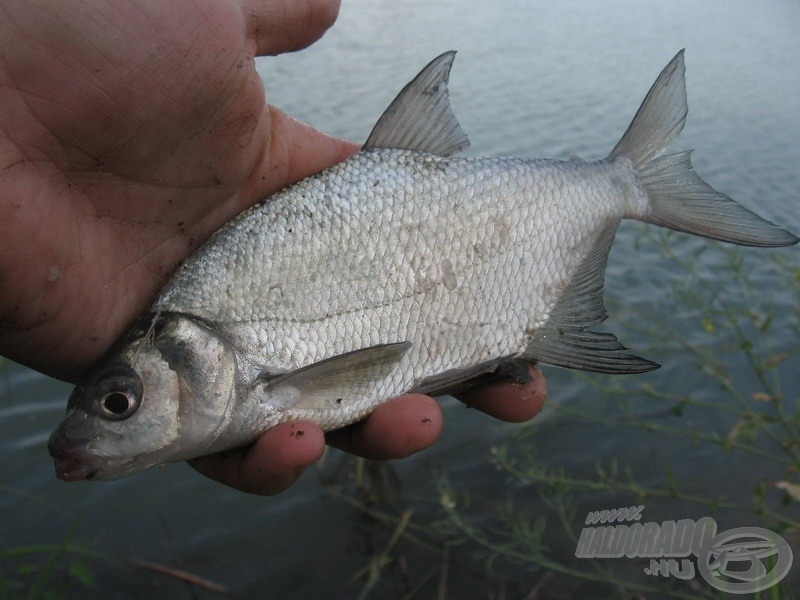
[48,432,101,482]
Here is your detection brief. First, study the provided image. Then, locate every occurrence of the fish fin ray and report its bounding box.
[413,355,530,397]
[364,51,470,156]
[612,50,798,247]
[638,151,799,247]
[524,224,659,374]
[610,50,687,169]
[261,341,412,410]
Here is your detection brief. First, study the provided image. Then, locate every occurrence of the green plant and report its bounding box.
[0,520,113,600]
[328,233,799,599]
[0,366,116,600]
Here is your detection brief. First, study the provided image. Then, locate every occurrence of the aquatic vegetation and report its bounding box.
[2,233,797,599]
[328,232,799,599]
[0,514,105,599]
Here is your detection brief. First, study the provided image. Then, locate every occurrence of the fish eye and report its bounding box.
[99,391,140,420]
[90,364,144,421]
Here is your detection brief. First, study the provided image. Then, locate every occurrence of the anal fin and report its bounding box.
[413,355,532,397]
[525,223,659,374]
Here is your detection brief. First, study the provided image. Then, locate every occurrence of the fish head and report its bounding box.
[48,315,239,481]
[48,343,183,481]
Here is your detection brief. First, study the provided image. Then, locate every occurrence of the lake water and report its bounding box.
[2,1,799,598]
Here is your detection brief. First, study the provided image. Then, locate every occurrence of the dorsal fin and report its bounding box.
[363,51,470,156]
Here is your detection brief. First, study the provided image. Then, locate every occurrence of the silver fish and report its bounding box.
[49,51,797,481]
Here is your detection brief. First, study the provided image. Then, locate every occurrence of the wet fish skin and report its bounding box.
[48,51,798,481]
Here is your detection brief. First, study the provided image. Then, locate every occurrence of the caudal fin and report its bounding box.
[611,50,798,248]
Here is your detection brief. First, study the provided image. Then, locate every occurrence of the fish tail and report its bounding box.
[611,50,798,248]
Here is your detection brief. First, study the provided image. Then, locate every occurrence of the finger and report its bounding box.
[188,420,325,495]
[243,0,342,56]
[454,365,546,422]
[326,394,443,460]
[251,107,359,199]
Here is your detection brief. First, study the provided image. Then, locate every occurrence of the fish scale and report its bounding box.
[158,152,626,367]
[48,51,797,481]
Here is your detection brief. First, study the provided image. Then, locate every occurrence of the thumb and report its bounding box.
[245,106,359,202]
[243,0,342,56]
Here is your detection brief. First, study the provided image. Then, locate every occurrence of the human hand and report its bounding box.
[0,0,547,494]
[0,0,355,379]
[189,365,547,495]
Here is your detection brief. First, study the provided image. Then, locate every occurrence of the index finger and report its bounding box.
[188,420,325,495]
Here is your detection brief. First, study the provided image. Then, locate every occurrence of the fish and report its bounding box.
[48,51,798,482]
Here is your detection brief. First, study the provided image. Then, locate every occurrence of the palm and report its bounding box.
[2,0,546,495]
[0,1,353,380]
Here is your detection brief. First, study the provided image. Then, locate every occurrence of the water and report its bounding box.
[2,1,799,597]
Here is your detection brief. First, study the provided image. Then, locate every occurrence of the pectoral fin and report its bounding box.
[261,341,412,410]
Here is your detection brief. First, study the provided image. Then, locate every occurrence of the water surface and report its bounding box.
[2,1,798,597]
